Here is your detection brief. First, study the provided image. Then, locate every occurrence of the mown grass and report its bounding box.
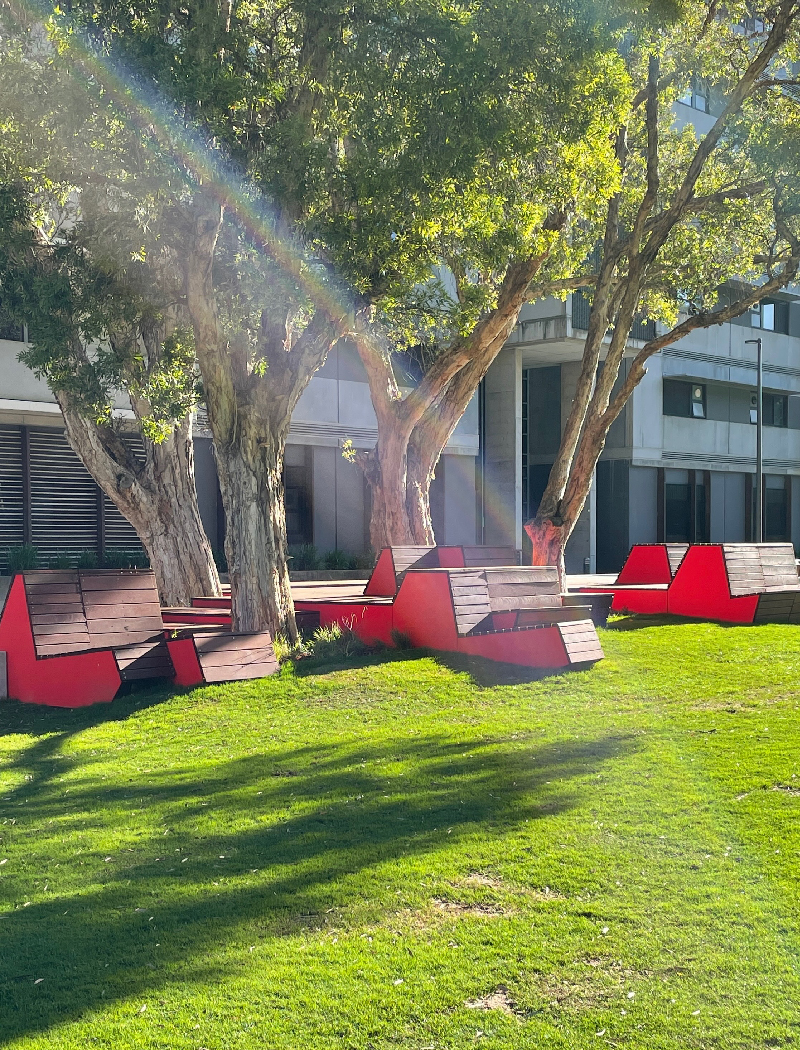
[2,616,800,1049]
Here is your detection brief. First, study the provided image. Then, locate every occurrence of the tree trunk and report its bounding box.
[358,437,416,551]
[524,516,568,582]
[58,400,221,605]
[213,417,297,641]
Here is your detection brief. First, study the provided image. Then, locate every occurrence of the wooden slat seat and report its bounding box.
[460,546,519,567]
[723,543,800,596]
[7,569,279,705]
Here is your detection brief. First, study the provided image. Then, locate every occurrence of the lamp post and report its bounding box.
[745,337,763,542]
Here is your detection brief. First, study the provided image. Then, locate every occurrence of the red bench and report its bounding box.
[580,542,800,623]
[0,570,277,707]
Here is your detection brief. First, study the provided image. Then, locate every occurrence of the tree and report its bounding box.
[0,0,591,636]
[524,1,800,575]
[0,179,222,604]
[333,3,630,550]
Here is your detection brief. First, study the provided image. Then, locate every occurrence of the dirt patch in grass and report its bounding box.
[533,958,644,1014]
[465,986,521,1017]
[431,897,507,917]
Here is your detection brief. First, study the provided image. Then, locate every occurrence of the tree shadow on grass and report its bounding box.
[0,728,638,1042]
[0,680,182,739]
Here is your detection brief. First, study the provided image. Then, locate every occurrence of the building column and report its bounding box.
[482,347,523,550]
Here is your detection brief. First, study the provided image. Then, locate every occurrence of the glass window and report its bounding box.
[751,299,789,333]
[764,477,789,542]
[665,481,692,542]
[664,379,705,418]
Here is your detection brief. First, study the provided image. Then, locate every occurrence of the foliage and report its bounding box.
[304,620,373,662]
[76,549,98,569]
[287,544,321,571]
[6,544,38,570]
[323,549,356,571]
[3,622,800,1046]
[101,548,149,569]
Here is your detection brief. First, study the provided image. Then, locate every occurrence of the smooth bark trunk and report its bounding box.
[59,399,221,605]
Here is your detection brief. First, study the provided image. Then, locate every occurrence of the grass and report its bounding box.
[2,616,800,1048]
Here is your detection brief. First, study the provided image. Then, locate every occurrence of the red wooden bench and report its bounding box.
[0,569,277,707]
[392,566,603,668]
[580,542,800,623]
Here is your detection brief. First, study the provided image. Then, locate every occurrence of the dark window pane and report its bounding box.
[663,379,692,417]
[665,483,691,541]
[765,485,788,542]
[694,480,708,541]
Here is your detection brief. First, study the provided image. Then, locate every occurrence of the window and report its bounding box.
[764,392,788,428]
[751,298,789,333]
[661,469,709,542]
[765,476,790,542]
[679,81,710,113]
[664,379,706,418]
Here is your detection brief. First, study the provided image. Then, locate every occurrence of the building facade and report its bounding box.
[0,321,481,569]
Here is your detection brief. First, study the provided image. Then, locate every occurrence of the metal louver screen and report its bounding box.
[0,426,24,569]
[29,428,99,562]
[103,433,145,554]
[103,495,142,553]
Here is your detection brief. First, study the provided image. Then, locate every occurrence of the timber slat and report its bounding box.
[490,595,563,612]
[194,631,274,654]
[79,575,157,591]
[203,662,278,683]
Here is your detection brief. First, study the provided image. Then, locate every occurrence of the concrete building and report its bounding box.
[0,316,481,567]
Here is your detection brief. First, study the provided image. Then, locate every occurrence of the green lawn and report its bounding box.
[2,618,800,1049]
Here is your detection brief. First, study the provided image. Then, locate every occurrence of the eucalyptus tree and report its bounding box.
[524,1,800,574]
[0,0,599,636]
[0,180,222,604]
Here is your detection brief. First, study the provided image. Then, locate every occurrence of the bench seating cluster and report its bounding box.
[0,569,277,707]
[580,542,800,623]
[288,546,604,669]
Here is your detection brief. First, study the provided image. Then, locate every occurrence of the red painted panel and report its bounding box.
[364,549,398,596]
[616,545,671,584]
[162,608,232,627]
[166,637,205,686]
[458,626,569,668]
[0,576,121,707]
[294,600,395,645]
[667,545,758,623]
[436,546,467,568]
[491,611,517,631]
[392,571,460,650]
[192,597,232,609]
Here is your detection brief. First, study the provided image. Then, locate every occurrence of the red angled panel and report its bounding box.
[616,545,672,584]
[294,599,394,646]
[667,545,758,623]
[0,576,121,707]
[392,571,460,651]
[458,625,570,668]
[166,637,205,686]
[364,549,398,596]
[436,546,467,568]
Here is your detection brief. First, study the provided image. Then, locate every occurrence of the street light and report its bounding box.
[745,337,763,542]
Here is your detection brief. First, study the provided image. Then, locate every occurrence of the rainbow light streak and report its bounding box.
[3,0,355,325]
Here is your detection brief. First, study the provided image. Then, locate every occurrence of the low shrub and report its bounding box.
[76,550,99,569]
[103,549,149,569]
[305,620,371,661]
[289,544,321,571]
[48,554,73,569]
[7,545,39,571]
[323,548,356,570]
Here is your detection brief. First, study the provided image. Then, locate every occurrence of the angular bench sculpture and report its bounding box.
[0,569,277,707]
[580,542,800,624]
[285,550,604,669]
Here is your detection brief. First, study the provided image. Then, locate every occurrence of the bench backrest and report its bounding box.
[617,544,687,584]
[461,546,519,567]
[22,569,164,657]
[722,543,800,596]
[445,566,563,635]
